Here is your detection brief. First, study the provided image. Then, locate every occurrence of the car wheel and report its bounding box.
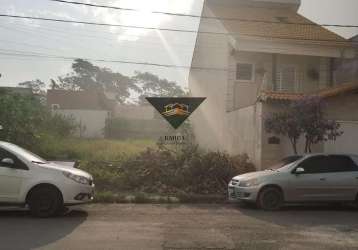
[28,186,63,218]
[257,187,283,211]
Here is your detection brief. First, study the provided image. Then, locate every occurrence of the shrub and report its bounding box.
[183,151,254,194]
[118,145,255,195]
[0,91,76,151]
[32,136,255,200]
[0,91,45,148]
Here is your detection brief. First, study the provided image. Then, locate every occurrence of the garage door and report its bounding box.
[324,121,358,155]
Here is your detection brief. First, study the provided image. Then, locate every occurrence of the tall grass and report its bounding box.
[35,136,156,162]
[32,136,255,203]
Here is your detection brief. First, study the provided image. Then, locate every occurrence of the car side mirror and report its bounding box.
[1,158,15,167]
[295,167,305,174]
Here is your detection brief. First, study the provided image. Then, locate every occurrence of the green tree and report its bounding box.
[132,71,186,104]
[265,96,343,154]
[265,112,301,154]
[18,79,46,96]
[0,90,76,149]
[56,59,139,103]
[51,59,185,104]
[291,96,343,153]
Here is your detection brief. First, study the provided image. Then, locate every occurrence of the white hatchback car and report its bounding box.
[0,141,95,217]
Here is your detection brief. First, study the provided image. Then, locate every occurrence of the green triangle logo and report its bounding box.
[146,97,206,129]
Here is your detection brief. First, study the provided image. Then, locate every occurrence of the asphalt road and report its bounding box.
[0,204,358,250]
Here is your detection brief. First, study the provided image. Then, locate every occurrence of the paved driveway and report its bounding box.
[0,204,357,250]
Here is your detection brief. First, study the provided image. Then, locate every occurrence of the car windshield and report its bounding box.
[268,155,303,170]
[0,142,47,164]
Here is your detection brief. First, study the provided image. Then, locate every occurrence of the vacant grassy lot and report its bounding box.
[37,137,156,162]
[33,137,254,203]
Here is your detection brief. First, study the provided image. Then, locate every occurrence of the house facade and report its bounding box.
[47,89,114,138]
[189,0,358,169]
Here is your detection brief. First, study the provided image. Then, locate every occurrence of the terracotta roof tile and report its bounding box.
[260,82,358,101]
[207,2,352,47]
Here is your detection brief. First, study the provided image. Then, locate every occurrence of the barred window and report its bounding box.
[277,66,296,92]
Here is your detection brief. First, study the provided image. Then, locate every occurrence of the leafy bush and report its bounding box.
[182,151,254,194]
[0,90,76,150]
[0,91,45,147]
[41,113,77,137]
[110,145,256,195]
[35,138,156,192]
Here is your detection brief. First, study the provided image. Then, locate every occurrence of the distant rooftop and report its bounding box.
[47,89,115,111]
[0,86,33,95]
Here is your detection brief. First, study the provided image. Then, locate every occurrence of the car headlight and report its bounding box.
[230,179,240,186]
[239,178,260,187]
[63,171,91,185]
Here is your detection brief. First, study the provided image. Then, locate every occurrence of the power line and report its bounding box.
[0,22,222,50]
[0,25,195,54]
[0,39,59,52]
[0,23,111,59]
[0,49,228,71]
[0,49,344,73]
[0,23,224,65]
[0,14,356,45]
[0,14,199,34]
[49,0,358,28]
[0,22,197,49]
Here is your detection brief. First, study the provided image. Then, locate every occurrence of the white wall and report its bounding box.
[228,51,272,110]
[114,105,155,120]
[54,109,108,138]
[225,104,263,167]
[189,3,265,167]
[189,3,231,152]
[324,121,358,155]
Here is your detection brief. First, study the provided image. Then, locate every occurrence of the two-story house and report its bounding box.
[189,0,358,169]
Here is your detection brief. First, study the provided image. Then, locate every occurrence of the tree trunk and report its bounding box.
[290,138,298,155]
[308,141,312,153]
[304,138,308,154]
[304,136,313,153]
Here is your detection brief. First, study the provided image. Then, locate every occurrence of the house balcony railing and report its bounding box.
[264,70,358,93]
[264,69,321,94]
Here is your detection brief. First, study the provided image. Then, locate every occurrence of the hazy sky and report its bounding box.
[0,0,357,89]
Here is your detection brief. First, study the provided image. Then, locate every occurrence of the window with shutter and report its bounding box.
[236,63,254,82]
